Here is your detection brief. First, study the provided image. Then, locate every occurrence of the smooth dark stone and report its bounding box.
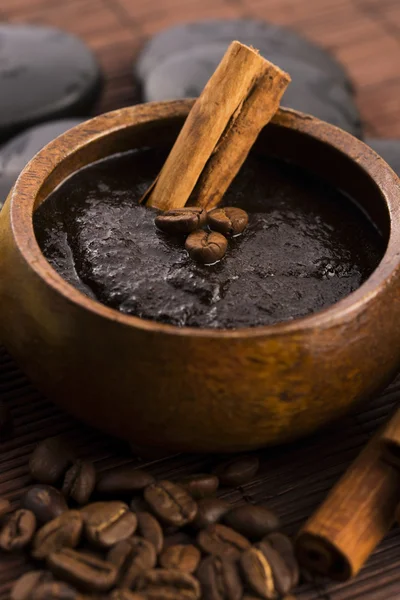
[367,139,400,176]
[0,119,84,207]
[135,19,349,84]
[0,25,101,142]
[142,46,361,136]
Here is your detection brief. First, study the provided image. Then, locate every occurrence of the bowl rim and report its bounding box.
[8,99,400,339]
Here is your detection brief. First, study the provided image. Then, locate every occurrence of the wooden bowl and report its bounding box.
[1,100,400,453]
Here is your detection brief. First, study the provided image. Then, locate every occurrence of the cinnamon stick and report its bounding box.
[296,426,400,581]
[381,407,400,468]
[141,41,290,211]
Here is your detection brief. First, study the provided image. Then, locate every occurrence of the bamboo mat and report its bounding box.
[1,0,400,597]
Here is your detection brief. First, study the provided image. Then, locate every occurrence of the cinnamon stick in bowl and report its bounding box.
[141,41,290,211]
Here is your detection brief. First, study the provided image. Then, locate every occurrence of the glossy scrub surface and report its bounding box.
[34,148,383,329]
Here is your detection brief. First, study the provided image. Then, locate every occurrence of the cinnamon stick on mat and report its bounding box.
[296,427,400,581]
[141,41,290,211]
[381,406,400,468]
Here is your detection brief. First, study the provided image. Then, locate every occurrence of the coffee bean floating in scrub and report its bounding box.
[207,207,249,237]
[155,207,207,234]
[185,230,228,264]
[8,435,303,599]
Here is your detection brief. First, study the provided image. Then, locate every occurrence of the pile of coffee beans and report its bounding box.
[154,206,249,265]
[3,436,299,599]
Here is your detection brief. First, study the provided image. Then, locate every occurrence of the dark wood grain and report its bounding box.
[1,0,400,597]
[1,345,400,599]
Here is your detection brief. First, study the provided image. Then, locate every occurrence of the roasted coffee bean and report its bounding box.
[257,540,293,596]
[31,581,79,600]
[0,399,13,437]
[192,498,231,530]
[107,536,156,588]
[160,544,200,573]
[109,591,146,600]
[21,485,69,523]
[197,524,250,560]
[155,207,207,235]
[136,511,164,554]
[47,548,118,592]
[0,497,10,520]
[185,230,227,264]
[144,481,197,527]
[32,510,83,559]
[97,466,154,496]
[223,505,280,540]
[207,207,249,237]
[213,456,259,487]
[178,474,219,499]
[62,460,96,505]
[136,569,201,600]
[10,571,53,600]
[265,532,299,588]
[197,555,243,600]
[29,437,73,485]
[240,546,276,599]
[81,501,137,548]
[0,508,36,551]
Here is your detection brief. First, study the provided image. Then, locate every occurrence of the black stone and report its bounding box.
[0,25,102,142]
[135,19,349,85]
[142,46,361,136]
[367,139,400,177]
[0,119,84,208]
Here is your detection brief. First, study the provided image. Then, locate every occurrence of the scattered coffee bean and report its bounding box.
[107,536,156,588]
[185,230,227,264]
[136,569,201,600]
[223,504,280,540]
[265,532,299,588]
[31,581,79,600]
[62,460,96,505]
[29,437,73,485]
[0,399,13,437]
[47,548,118,592]
[0,508,36,551]
[144,481,197,527]
[213,455,260,486]
[257,540,293,596]
[10,571,53,600]
[110,591,147,600]
[160,544,201,574]
[240,546,276,599]
[207,207,248,237]
[32,510,83,560]
[0,497,11,520]
[81,501,137,548]
[21,485,69,523]
[197,555,243,600]
[96,466,154,496]
[197,524,250,560]
[136,511,164,554]
[155,207,207,235]
[178,474,219,499]
[192,498,231,530]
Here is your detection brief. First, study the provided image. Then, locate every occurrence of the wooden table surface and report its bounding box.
[1,1,400,599]
[1,0,400,138]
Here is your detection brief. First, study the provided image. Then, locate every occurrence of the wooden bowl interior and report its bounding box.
[33,115,390,253]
